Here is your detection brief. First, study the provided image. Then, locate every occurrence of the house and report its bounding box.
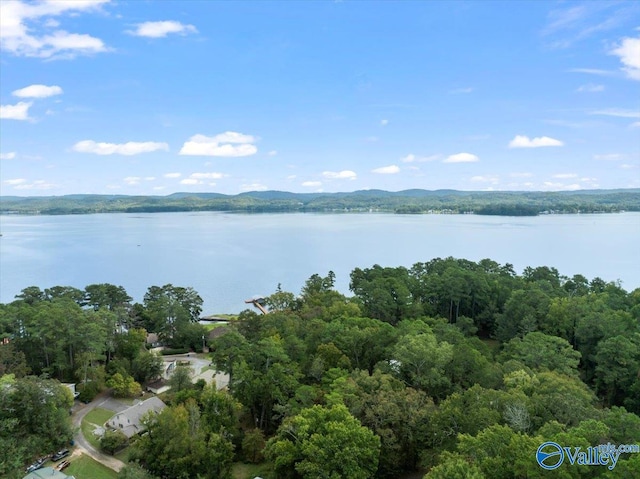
[23,467,75,479]
[146,333,161,348]
[105,397,166,438]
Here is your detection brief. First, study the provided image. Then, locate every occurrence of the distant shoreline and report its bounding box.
[1,188,638,217]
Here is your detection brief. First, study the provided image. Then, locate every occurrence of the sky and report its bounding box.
[0,0,639,196]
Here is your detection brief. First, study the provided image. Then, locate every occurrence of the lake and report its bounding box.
[1,212,639,313]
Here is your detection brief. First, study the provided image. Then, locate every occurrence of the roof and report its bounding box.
[106,396,166,438]
[23,467,74,479]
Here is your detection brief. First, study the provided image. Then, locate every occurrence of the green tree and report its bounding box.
[265,404,380,479]
[242,428,266,463]
[108,372,142,398]
[132,352,163,384]
[594,334,640,407]
[100,429,129,454]
[501,332,581,377]
[168,364,193,393]
[423,452,486,479]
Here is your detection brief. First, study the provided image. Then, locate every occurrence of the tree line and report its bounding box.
[2,188,639,215]
[1,258,639,478]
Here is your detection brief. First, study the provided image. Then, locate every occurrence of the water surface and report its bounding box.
[1,212,638,313]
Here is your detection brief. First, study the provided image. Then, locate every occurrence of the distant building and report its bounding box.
[105,397,166,438]
[23,467,75,479]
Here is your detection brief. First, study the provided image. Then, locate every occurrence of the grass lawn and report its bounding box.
[232,462,272,479]
[65,454,117,479]
[81,407,114,449]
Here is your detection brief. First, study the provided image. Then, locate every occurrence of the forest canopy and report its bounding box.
[1,257,639,478]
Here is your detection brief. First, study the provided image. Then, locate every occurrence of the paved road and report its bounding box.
[71,393,126,472]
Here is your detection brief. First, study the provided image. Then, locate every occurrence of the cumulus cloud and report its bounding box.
[13,179,56,190]
[72,140,169,155]
[267,150,277,156]
[631,121,640,128]
[12,84,63,98]
[443,153,479,163]
[163,172,181,178]
[552,173,578,179]
[543,181,581,191]
[179,132,257,157]
[380,119,389,126]
[0,0,109,59]
[322,170,357,180]
[189,172,225,180]
[576,83,604,92]
[510,172,534,178]
[0,101,32,120]
[4,178,26,185]
[240,183,268,192]
[129,21,198,38]
[0,152,17,160]
[302,181,322,187]
[372,165,400,174]
[401,153,440,163]
[180,178,200,185]
[470,175,499,184]
[508,135,564,148]
[610,35,640,81]
[123,176,141,185]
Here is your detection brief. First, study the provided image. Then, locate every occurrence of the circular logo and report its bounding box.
[536,442,564,470]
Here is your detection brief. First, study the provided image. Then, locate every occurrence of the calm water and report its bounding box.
[1,212,639,313]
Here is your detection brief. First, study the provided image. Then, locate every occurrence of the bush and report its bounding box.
[100,429,129,455]
[77,381,101,403]
[160,348,190,356]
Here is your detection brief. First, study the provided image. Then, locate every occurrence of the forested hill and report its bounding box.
[1,188,639,216]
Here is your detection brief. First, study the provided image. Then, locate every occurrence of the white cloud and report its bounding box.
[190,172,225,180]
[543,181,581,191]
[144,176,156,181]
[179,132,257,157]
[13,179,56,190]
[180,179,201,185]
[153,186,166,191]
[0,152,16,160]
[401,153,440,163]
[0,0,109,59]
[4,178,26,185]
[123,176,140,185]
[568,68,615,76]
[510,172,533,178]
[631,121,640,128]
[0,101,32,120]
[72,140,169,155]
[508,135,564,148]
[286,175,297,180]
[163,172,181,178]
[302,181,322,187]
[240,183,268,192]
[12,84,63,98]
[610,35,640,81]
[322,170,357,180]
[372,165,400,174]
[129,21,198,38]
[443,153,479,163]
[267,150,277,156]
[590,108,640,118]
[594,153,622,161]
[552,173,578,179]
[576,83,604,92]
[620,164,637,169]
[470,175,499,184]
[380,119,389,126]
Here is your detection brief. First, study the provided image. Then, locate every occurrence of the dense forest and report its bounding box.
[2,188,640,216]
[1,258,640,478]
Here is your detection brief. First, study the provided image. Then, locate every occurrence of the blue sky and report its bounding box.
[1,0,639,196]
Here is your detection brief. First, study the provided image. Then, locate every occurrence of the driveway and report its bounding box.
[71,392,126,472]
